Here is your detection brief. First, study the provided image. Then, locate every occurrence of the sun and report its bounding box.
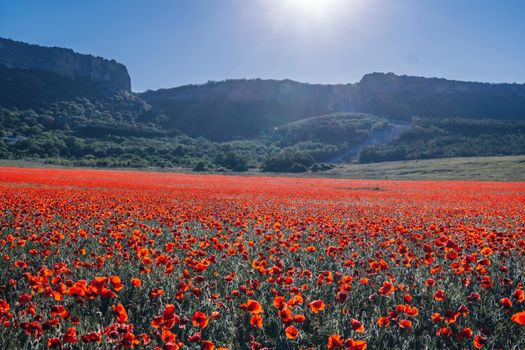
[267,0,361,33]
[283,0,344,21]
[290,0,338,17]
[261,0,365,37]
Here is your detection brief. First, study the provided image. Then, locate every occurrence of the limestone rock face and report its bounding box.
[0,37,131,94]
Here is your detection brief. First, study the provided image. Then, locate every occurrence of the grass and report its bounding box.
[322,155,525,181]
[0,155,524,181]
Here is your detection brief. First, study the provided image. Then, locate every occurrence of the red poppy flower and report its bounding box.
[63,327,77,344]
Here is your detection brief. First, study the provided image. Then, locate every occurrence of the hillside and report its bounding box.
[140,79,354,141]
[0,37,524,172]
[354,72,525,120]
[140,74,525,141]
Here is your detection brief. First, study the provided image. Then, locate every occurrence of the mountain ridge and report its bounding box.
[0,37,524,171]
[140,73,525,141]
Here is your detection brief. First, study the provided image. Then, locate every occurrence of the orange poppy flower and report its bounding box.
[345,339,367,350]
[149,288,164,298]
[48,337,62,348]
[480,247,493,256]
[377,317,390,327]
[378,281,395,296]
[192,311,209,328]
[445,311,459,324]
[250,314,263,328]
[91,277,107,291]
[351,319,364,333]
[513,289,525,302]
[50,305,69,320]
[285,325,299,339]
[308,300,325,314]
[457,327,473,340]
[499,297,513,309]
[436,327,452,336]
[337,291,348,303]
[131,278,141,287]
[399,319,412,329]
[288,294,303,307]
[113,304,128,324]
[152,304,179,330]
[293,314,306,323]
[327,335,344,349]
[511,311,525,325]
[433,289,445,301]
[473,335,487,349]
[431,312,444,323]
[202,340,215,350]
[81,331,102,343]
[425,278,435,286]
[273,296,286,309]
[406,305,419,316]
[279,306,294,324]
[109,276,124,291]
[241,299,264,315]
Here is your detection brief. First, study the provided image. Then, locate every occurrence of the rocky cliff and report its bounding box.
[0,37,131,94]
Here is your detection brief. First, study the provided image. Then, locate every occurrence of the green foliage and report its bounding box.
[275,112,388,146]
[262,150,315,172]
[215,151,248,171]
[359,118,525,163]
[192,161,208,172]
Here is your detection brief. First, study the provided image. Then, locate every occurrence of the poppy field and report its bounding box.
[0,167,524,349]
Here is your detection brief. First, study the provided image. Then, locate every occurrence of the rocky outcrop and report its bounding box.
[0,37,131,94]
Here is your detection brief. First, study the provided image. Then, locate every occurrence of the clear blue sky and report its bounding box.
[1,0,524,91]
